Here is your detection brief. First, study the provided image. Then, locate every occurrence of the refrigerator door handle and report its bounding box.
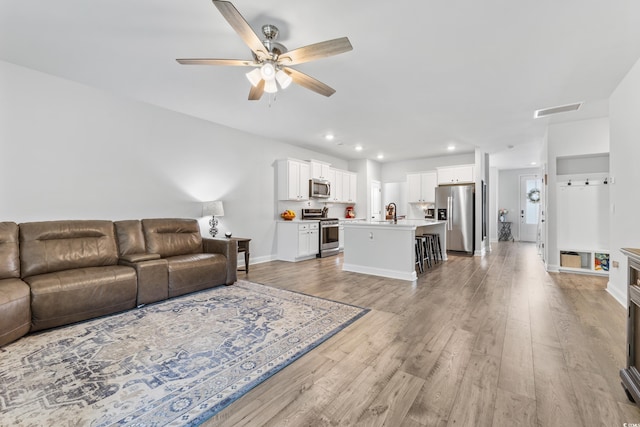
[447,196,453,230]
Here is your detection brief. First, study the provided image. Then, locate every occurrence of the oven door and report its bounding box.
[319,223,339,257]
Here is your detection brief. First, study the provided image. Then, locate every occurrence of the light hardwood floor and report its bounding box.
[205,242,640,426]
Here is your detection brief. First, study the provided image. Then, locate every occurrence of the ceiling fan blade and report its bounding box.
[248,80,265,100]
[278,37,353,66]
[213,1,268,59]
[284,67,336,97]
[176,58,255,66]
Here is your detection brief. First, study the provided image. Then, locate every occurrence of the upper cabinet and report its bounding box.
[310,160,331,180]
[342,172,357,203]
[437,165,474,184]
[407,171,437,203]
[327,168,356,203]
[277,159,309,201]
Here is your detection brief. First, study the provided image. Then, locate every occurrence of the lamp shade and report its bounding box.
[202,200,224,217]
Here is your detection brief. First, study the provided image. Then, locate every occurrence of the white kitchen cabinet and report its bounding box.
[277,159,309,201]
[407,171,437,203]
[328,168,343,202]
[310,161,331,180]
[328,168,356,203]
[342,172,357,203]
[437,165,474,184]
[277,221,319,262]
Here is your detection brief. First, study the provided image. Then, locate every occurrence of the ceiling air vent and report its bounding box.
[534,102,582,118]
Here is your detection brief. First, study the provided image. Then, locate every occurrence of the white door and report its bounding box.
[519,174,541,242]
[371,180,382,220]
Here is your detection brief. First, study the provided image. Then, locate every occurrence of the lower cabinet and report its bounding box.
[277,221,319,262]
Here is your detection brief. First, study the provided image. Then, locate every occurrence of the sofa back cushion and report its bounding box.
[20,220,119,277]
[114,220,146,256]
[0,222,20,279]
[142,219,202,258]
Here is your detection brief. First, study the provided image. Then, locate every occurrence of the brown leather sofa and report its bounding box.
[0,222,31,347]
[0,218,237,347]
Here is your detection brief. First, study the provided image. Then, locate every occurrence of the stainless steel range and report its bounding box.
[301,208,339,258]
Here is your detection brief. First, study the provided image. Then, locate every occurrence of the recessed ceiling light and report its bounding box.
[447,145,455,151]
[355,145,363,151]
[531,162,537,166]
[377,153,384,160]
[325,134,335,141]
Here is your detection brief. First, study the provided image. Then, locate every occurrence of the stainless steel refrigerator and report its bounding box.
[435,184,475,254]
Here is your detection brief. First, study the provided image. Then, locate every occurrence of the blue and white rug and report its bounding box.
[0,280,368,426]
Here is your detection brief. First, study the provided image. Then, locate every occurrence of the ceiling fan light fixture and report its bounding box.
[264,78,278,93]
[276,69,292,89]
[245,68,262,87]
[260,62,276,81]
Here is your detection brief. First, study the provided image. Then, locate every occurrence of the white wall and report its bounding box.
[609,56,640,306]
[545,117,610,271]
[0,60,348,263]
[489,167,499,242]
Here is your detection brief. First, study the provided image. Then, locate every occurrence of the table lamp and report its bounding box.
[202,200,224,237]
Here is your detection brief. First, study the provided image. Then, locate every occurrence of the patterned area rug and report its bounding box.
[0,280,368,426]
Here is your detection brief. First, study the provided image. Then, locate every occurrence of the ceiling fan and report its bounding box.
[177,0,353,100]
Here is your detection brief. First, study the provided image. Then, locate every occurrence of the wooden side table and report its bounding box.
[230,237,251,273]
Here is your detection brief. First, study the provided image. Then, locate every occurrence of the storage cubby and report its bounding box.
[558,250,609,276]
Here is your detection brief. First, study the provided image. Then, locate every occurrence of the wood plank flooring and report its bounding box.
[203,242,640,426]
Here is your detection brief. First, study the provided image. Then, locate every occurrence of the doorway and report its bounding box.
[371,180,382,221]
[519,174,541,242]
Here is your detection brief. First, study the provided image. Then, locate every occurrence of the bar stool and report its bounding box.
[421,235,432,269]
[423,233,443,264]
[415,236,425,274]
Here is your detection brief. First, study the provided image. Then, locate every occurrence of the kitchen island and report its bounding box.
[342,220,447,281]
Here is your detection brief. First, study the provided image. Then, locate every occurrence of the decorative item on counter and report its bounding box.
[225,231,233,238]
[385,204,395,220]
[281,210,296,220]
[345,206,355,218]
[499,208,508,222]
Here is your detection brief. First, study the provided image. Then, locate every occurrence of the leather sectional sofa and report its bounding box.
[0,218,237,347]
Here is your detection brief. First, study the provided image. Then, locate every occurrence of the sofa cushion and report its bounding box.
[142,219,202,258]
[0,222,20,279]
[114,220,147,256]
[0,278,31,347]
[20,220,119,277]
[26,265,137,331]
[166,253,227,297]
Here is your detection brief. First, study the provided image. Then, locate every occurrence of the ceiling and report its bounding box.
[2,1,639,169]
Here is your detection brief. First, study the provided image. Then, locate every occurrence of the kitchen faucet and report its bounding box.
[388,202,397,223]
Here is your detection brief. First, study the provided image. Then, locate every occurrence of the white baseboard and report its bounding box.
[607,281,626,307]
[342,263,417,282]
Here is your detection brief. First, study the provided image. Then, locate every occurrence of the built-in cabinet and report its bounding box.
[276,221,319,262]
[342,172,357,203]
[407,171,437,203]
[437,165,474,184]
[557,175,609,276]
[327,168,357,203]
[277,159,309,201]
[278,159,356,204]
[310,160,331,180]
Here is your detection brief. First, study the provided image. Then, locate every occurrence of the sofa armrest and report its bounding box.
[120,253,161,263]
[203,238,237,285]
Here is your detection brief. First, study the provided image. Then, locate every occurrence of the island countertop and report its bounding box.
[342,219,446,229]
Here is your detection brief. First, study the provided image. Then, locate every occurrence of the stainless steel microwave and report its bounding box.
[309,178,331,198]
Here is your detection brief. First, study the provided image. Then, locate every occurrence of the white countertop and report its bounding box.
[342,219,446,229]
